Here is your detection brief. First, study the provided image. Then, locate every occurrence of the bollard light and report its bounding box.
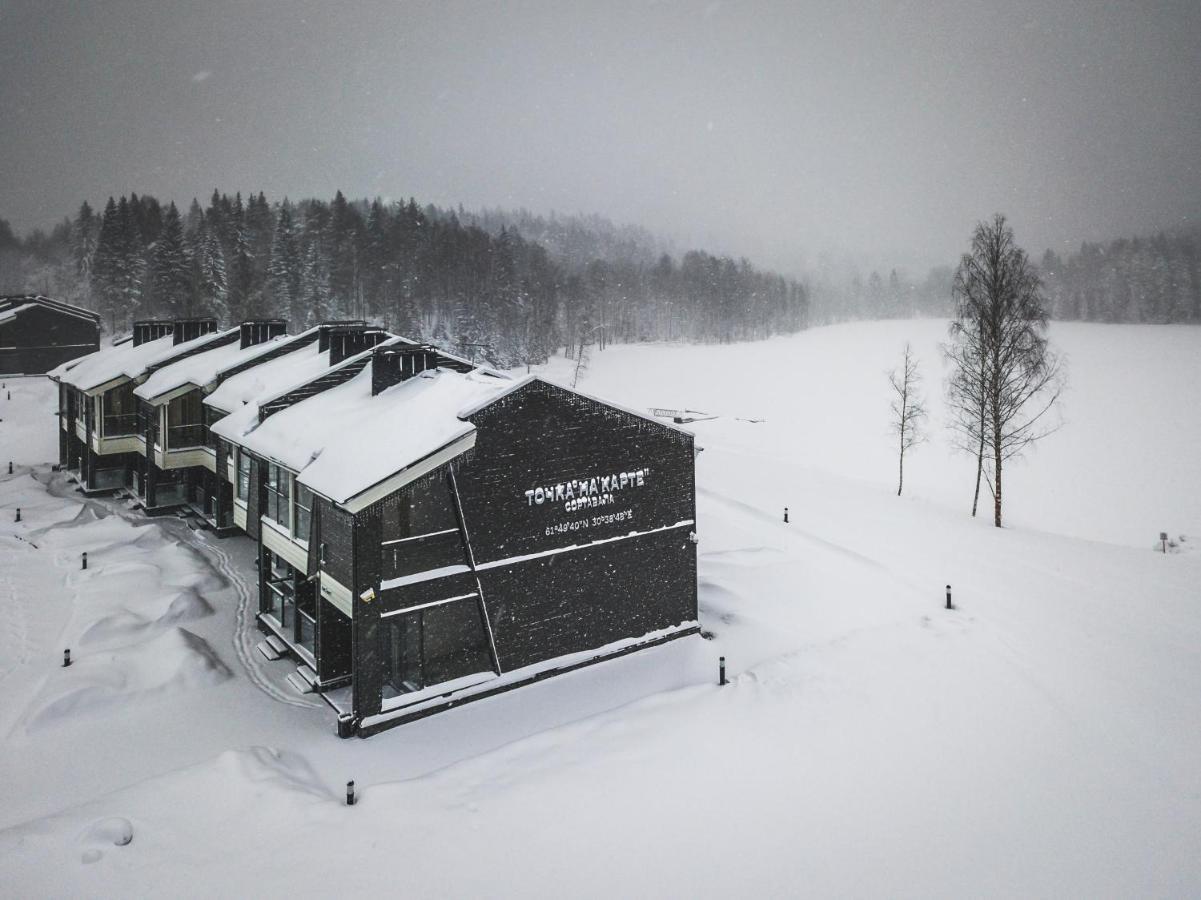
[783,507,789,523]
[63,649,72,667]
[945,584,953,610]
[719,656,727,686]
[346,780,356,806]
[82,551,88,570]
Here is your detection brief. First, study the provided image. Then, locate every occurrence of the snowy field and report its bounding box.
[0,321,1198,897]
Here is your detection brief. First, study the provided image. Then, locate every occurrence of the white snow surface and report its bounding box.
[224,363,510,503]
[50,330,226,393]
[203,328,326,413]
[133,330,291,402]
[1,322,1199,897]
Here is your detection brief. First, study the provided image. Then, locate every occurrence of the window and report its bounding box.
[263,552,316,656]
[102,382,138,436]
[236,451,251,503]
[380,598,494,699]
[380,476,465,581]
[265,552,296,627]
[293,482,313,543]
[264,463,292,529]
[203,406,222,449]
[166,391,205,449]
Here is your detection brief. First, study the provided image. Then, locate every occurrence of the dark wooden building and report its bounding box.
[216,342,699,736]
[0,295,100,374]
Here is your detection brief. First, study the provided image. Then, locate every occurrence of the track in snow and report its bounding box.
[38,470,317,710]
[192,530,317,709]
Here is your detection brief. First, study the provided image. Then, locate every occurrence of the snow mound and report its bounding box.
[22,629,231,732]
[77,588,214,647]
[0,748,333,891]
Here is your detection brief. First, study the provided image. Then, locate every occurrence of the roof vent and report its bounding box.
[325,325,390,365]
[239,319,287,349]
[317,321,368,353]
[132,320,174,346]
[172,318,219,345]
[371,345,441,395]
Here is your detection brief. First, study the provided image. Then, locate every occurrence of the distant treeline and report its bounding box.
[0,193,809,366]
[1039,231,1201,324]
[808,227,1201,327]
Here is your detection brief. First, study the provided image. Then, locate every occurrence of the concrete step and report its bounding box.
[265,635,288,655]
[296,663,319,687]
[255,640,284,662]
[286,672,313,694]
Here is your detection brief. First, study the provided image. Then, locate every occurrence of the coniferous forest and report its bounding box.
[3,194,1199,369]
[0,191,809,366]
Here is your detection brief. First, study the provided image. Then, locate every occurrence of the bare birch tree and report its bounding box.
[888,342,927,496]
[945,214,1064,527]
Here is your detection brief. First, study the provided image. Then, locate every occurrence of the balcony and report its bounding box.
[166,423,206,450]
[102,414,138,438]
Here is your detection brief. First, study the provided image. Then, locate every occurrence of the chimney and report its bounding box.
[317,320,368,353]
[325,325,390,365]
[172,318,219,345]
[240,319,288,349]
[371,345,441,396]
[132,320,174,346]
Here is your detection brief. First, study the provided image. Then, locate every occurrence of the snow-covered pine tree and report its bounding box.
[151,202,192,318]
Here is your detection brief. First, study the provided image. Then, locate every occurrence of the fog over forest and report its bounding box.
[3,1,1200,291]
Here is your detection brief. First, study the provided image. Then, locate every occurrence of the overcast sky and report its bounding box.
[2,0,1199,274]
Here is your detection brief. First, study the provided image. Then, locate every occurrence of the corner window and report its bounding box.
[294,482,313,543]
[265,463,292,529]
[102,382,137,436]
[167,391,204,449]
[236,451,251,503]
[380,597,494,699]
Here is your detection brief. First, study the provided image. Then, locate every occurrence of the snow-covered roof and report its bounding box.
[51,330,227,393]
[298,368,511,503]
[134,330,292,404]
[219,362,510,505]
[0,303,38,324]
[203,328,326,414]
[0,294,101,325]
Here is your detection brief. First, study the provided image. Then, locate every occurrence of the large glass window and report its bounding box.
[264,552,315,656]
[265,552,296,628]
[102,382,137,436]
[380,598,494,699]
[264,464,292,529]
[293,482,313,543]
[166,391,205,449]
[203,406,222,449]
[380,474,465,581]
[236,450,251,502]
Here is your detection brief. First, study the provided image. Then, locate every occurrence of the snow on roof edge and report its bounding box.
[457,375,695,438]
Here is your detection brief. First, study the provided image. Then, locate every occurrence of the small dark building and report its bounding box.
[0,295,100,374]
[216,341,699,736]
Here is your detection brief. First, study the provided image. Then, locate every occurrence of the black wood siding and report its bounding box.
[349,378,697,720]
[0,303,99,374]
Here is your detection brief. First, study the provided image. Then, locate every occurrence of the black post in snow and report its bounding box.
[63,649,71,667]
[1160,532,1168,554]
[15,507,20,522]
[945,584,953,610]
[7,461,11,475]
[719,656,727,686]
[346,780,356,806]
[82,551,88,570]
[783,507,789,523]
